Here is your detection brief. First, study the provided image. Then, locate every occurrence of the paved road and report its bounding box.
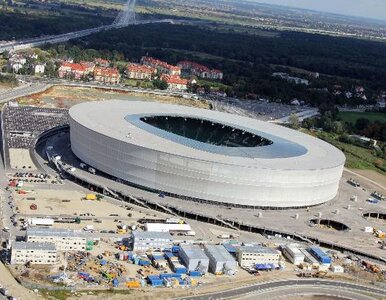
[180,279,386,300]
[0,83,51,104]
[239,286,375,300]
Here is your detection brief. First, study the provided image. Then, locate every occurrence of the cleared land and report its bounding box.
[16,85,209,109]
[338,112,386,124]
[9,148,37,170]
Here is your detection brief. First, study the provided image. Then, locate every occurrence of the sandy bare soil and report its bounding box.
[9,148,37,170]
[347,169,386,193]
[16,85,209,109]
[13,188,158,231]
[349,169,386,188]
[0,262,39,300]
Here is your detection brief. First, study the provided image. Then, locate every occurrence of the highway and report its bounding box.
[180,279,386,300]
[0,82,51,104]
[0,0,175,54]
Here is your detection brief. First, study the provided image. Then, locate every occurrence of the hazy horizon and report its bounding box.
[251,0,386,21]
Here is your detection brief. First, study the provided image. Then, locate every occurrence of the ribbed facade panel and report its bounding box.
[69,116,344,208]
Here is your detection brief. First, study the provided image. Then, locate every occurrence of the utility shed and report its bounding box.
[179,245,209,273]
[308,246,331,265]
[282,244,304,265]
[204,245,237,275]
[299,249,319,268]
[236,245,280,267]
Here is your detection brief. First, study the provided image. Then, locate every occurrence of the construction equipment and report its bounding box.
[127,281,141,288]
[86,194,96,200]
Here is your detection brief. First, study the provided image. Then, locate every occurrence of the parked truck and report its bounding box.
[27,218,54,226]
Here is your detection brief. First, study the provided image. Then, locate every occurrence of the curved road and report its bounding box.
[240,286,374,300]
[179,279,386,300]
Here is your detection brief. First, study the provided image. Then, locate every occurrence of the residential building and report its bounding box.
[8,61,24,73]
[8,55,27,73]
[26,227,87,251]
[126,63,155,80]
[204,244,237,275]
[236,246,280,267]
[94,58,110,67]
[177,61,223,80]
[281,244,304,265]
[33,63,45,74]
[179,245,209,273]
[161,74,188,90]
[11,242,57,265]
[141,56,181,76]
[376,99,385,110]
[272,72,309,86]
[210,69,224,80]
[93,66,120,84]
[131,231,173,251]
[79,61,95,73]
[58,62,88,79]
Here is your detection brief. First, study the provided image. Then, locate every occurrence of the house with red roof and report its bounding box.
[126,63,156,80]
[58,62,90,79]
[94,58,110,67]
[141,56,181,76]
[93,67,120,84]
[177,61,223,80]
[161,74,188,90]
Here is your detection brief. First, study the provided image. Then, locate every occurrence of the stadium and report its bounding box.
[69,100,345,208]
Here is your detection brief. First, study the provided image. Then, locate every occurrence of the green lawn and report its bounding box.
[313,131,386,175]
[122,78,154,89]
[338,111,386,124]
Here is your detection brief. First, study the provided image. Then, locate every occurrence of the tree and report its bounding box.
[332,121,344,134]
[44,61,57,78]
[356,118,370,131]
[288,113,300,129]
[153,79,168,90]
[302,118,316,129]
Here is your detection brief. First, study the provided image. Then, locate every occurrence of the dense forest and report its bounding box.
[52,23,386,107]
[0,5,113,40]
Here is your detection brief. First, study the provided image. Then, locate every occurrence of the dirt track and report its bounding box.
[0,262,39,300]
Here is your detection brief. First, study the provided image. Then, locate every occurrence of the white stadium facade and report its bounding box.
[69,100,345,208]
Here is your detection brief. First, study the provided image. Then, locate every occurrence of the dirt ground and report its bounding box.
[349,169,386,188]
[13,188,157,232]
[9,148,37,170]
[16,85,209,109]
[0,262,40,300]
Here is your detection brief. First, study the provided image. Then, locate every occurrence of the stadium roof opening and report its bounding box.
[140,116,273,147]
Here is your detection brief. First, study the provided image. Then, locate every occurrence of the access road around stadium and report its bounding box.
[179,279,386,300]
[32,126,386,264]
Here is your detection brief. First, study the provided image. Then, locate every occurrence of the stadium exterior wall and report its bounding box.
[69,102,345,208]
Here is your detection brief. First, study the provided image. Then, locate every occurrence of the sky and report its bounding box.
[253,0,386,20]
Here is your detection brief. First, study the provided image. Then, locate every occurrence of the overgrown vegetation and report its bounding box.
[313,131,386,174]
[302,110,386,174]
[0,73,18,87]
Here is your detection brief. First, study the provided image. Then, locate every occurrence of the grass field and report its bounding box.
[338,111,386,124]
[313,131,386,175]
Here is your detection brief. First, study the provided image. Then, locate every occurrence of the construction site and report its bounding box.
[0,87,386,299]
